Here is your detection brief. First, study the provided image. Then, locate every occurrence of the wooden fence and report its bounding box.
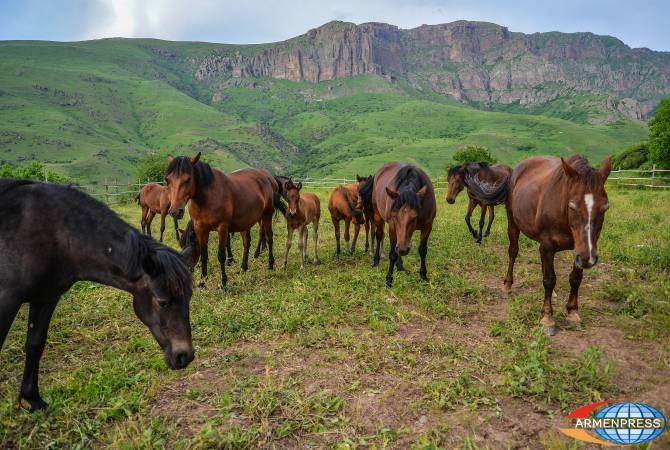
[77,168,670,204]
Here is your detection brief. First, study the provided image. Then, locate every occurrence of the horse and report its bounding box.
[358,163,437,287]
[446,162,512,244]
[281,179,321,270]
[138,182,180,242]
[328,177,368,256]
[253,174,290,259]
[0,180,194,411]
[503,155,612,335]
[165,153,285,288]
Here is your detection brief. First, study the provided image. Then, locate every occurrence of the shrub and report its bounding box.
[649,96,670,168]
[0,161,70,183]
[135,153,169,184]
[612,142,649,169]
[451,145,497,166]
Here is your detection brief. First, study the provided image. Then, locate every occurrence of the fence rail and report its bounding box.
[77,167,670,204]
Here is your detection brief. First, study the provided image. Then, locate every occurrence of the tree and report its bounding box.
[649,96,670,168]
[612,142,649,170]
[451,145,497,166]
[136,153,169,183]
[0,161,70,183]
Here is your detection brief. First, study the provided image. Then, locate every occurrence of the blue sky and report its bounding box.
[1,0,668,51]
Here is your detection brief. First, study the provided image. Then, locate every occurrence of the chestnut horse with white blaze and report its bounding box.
[328,179,368,256]
[165,153,284,288]
[504,155,612,335]
[359,162,437,287]
[138,183,180,242]
[282,179,321,270]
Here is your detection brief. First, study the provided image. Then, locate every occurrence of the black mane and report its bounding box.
[391,165,427,211]
[358,176,374,209]
[166,156,214,190]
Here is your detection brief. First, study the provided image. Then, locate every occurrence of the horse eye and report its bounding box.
[568,201,577,210]
[156,298,169,308]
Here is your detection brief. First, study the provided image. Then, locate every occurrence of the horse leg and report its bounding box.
[216,224,229,289]
[540,242,557,335]
[262,217,275,270]
[503,213,520,293]
[226,233,234,266]
[333,218,341,257]
[386,226,398,287]
[240,229,251,272]
[419,225,432,282]
[566,266,584,328]
[344,218,352,256]
[283,226,295,270]
[146,211,156,238]
[0,294,21,351]
[173,216,180,241]
[299,225,306,271]
[140,206,148,234]
[351,222,360,254]
[373,218,384,267]
[364,218,370,253]
[253,225,265,259]
[312,220,319,265]
[476,205,486,245]
[159,213,166,242]
[484,205,495,238]
[465,199,478,238]
[396,254,405,271]
[195,226,210,288]
[19,301,57,411]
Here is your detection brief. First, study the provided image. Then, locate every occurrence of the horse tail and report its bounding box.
[272,176,287,217]
[357,176,374,209]
[135,193,141,205]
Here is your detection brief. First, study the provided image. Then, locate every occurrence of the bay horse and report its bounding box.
[0,180,194,411]
[446,162,512,244]
[138,182,180,242]
[358,163,437,287]
[328,178,367,256]
[165,153,285,288]
[504,155,611,335]
[281,179,321,270]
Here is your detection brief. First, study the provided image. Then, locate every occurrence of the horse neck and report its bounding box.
[191,169,227,208]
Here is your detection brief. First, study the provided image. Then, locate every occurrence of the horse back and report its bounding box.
[140,183,164,212]
[328,185,357,219]
[300,193,321,222]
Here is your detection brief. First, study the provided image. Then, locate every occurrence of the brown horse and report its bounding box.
[282,179,321,270]
[328,177,369,256]
[504,155,611,335]
[165,153,285,288]
[358,162,437,287]
[138,183,180,242]
[446,162,512,244]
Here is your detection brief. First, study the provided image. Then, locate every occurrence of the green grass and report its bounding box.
[0,39,649,182]
[1,187,668,448]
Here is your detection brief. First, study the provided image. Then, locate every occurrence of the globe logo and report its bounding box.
[594,403,667,444]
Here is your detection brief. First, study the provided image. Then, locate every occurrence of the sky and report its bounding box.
[1,0,668,51]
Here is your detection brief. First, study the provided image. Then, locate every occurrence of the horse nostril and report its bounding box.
[174,351,193,369]
[447,198,455,204]
[574,254,583,268]
[588,255,599,267]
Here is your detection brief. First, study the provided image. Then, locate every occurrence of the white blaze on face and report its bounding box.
[584,193,594,257]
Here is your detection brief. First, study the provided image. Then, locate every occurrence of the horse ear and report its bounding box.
[167,154,174,163]
[356,174,363,182]
[191,152,201,165]
[561,158,578,179]
[458,165,466,174]
[385,187,399,199]
[416,185,428,199]
[599,156,612,181]
[283,180,290,190]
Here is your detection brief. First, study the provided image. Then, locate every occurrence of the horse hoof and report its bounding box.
[20,396,47,412]
[226,259,234,266]
[503,283,512,294]
[386,279,393,288]
[566,320,582,331]
[420,274,428,282]
[543,325,557,336]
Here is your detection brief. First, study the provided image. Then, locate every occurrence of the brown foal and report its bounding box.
[282,179,321,270]
[138,183,179,242]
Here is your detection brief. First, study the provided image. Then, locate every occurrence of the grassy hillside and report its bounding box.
[1,188,668,448]
[0,39,649,182]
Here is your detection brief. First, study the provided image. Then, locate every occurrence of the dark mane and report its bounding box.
[392,165,427,211]
[166,156,214,190]
[448,164,463,177]
[565,155,601,189]
[460,162,509,205]
[358,176,374,209]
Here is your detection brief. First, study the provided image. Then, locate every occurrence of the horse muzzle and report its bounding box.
[165,346,194,370]
[169,208,185,220]
[396,245,411,257]
[574,253,598,269]
[446,197,455,205]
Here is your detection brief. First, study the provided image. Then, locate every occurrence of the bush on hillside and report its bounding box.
[136,153,169,183]
[451,145,497,166]
[649,96,670,169]
[0,161,70,183]
[612,142,650,170]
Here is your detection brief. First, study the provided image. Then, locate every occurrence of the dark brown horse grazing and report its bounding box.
[328,178,368,256]
[446,162,512,244]
[358,162,437,287]
[165,153,285,288]
[0,180,194,411]
[282,179,321,270]
[504,155,612,335]
[138,183,180,242]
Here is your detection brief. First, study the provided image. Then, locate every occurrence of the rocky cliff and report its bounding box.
[189,20,670,122]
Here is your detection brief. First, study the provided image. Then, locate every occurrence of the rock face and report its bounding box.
[191,20,670,121]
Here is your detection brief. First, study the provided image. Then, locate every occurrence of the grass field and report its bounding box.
[1,186,669,449]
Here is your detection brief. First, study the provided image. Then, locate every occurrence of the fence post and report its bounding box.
[104,178,109,204]
[652,164,656,180]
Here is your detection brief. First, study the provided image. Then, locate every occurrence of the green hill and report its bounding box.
[0,38,649,182]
